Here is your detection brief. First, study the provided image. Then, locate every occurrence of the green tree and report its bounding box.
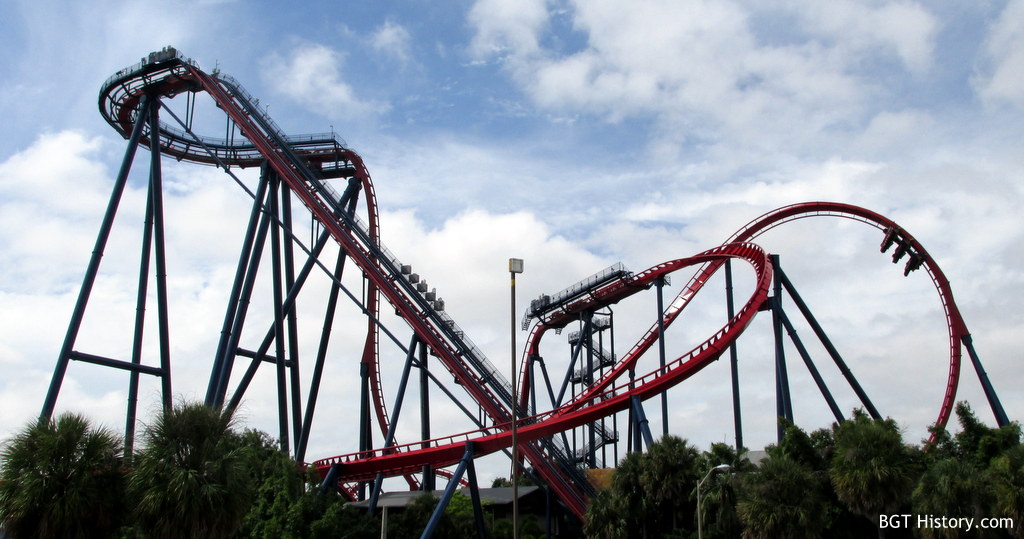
[911,458,993,539]
[989,444,1024,539]
[919,402,1023,539]
[697,443,748,539]
[582,436,703,538]
[234,430,304,538]
[951,402,1021,468]
[583,488,626,539]
[829,412,919,537]
[127,402,253,539]
[736,454,830,538]
[641,435,701,534]
[0,413,126,538]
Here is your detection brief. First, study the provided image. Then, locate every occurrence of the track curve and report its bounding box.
[725,202,967,431]
[314,242,772,486]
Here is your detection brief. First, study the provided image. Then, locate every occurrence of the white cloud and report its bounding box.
[262,43,388,118]
[466,0,885,157]
[974,0,1024,108]
[467,0,549,59]
[789,0,938,74]
[371,20,413,64]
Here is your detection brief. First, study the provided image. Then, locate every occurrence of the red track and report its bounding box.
[99,49,977,520]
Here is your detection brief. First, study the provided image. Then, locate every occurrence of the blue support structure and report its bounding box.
[776,306,846,423]
[962,334,1010,427]
[368,333,422,513]
[208,167,274,407]
[776,263,881,420]
[419,340,435,491]
[42,95,175,447]
[421,442,488,539]
[655,277,669,436]
[724,260,744,451]
[630,395,654,451]
[770,255,794,442]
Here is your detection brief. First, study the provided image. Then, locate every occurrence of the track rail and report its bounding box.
[724,201,968,431]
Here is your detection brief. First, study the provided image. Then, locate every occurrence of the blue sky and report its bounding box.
[1,0,1023,478]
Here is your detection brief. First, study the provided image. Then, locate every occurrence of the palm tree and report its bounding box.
[697,443,748,539]
[128,402,254,539]
[641,435,701,534]
[610,450,647,538]
[989,444,1024,539]
[584,488,628,539]
[736,454,830,538]
[829,412,919,537]
[911,457,993,539]
[0,413,126,538]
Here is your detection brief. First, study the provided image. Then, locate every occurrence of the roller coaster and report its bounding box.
[40,47,1011,531]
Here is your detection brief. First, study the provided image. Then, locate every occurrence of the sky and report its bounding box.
[1,0,1023,484]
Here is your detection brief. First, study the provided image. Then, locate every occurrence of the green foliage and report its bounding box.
[0,413,126,539]
[584,435,704,538]
[234,430,304,538]
[128,403,254,539]
[989,444,1024,539]
[737,454,831,539]
[912,458,993,539]
[829,411,919,520]
[952,402,1022,468]
[915,403,1024,539]
[697,444,746,539]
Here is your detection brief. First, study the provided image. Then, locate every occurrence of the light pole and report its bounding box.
[508,258,524,539]
[697,464,732,539]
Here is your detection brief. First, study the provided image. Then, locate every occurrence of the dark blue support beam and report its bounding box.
[68,351,165,376]
[383,334,422,450]
[268,172,291,453]
[225,186,354,416]
[318,462,341,495]
[655,277,669,437]
[725,260,744,451]
[297,178,362,463]
[358,362,371,501]
[147,98,173,413]
[555,314,592,407]
[962,334,1010,427]
[420,340,435,492]
[584,311,597,468]
[776,264,881,420]
[126,136,157,457]
[421,442,486,539]
[280,182,304,451]
[42,94,153,420]
[776,306,846,423]
[463,444,488,539]
[630,395,654,451]
[207,169,272,406]
[770,255,794,442]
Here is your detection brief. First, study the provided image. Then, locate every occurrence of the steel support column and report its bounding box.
[420,340,435,491]
[42,95,154,420]
[962,334,1010,427]
[207,167,273,406]
[777,264,881,420]
[770,255,793,442]
[724,260,743,451]
[655,277,669,436]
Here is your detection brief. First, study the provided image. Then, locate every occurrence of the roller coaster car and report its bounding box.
[880,227,899,252]
[891,241,909,263]
[904,253,925,276]
[145,47,179,65]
